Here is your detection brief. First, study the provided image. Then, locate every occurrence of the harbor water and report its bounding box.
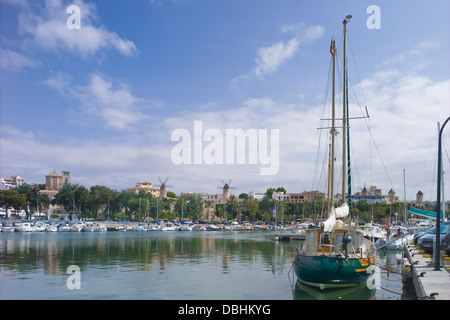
[0,230,415,300]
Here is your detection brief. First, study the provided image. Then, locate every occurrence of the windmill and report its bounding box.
[217,179,235,200]
[155,177,173,199]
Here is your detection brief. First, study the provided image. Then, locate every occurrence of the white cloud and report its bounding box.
[45,72,151,130]
[17,0,138,57]
[0,125,172,189]
[0,48,40,71]
[233,23,324,82]
[253,38,299,77]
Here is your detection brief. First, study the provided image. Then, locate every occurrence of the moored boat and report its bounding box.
[84,221,107,232]
[293,16,376,290]
[33,221,47,232]
[161,222,176,231]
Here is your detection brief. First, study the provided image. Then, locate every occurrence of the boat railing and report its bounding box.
[300,243,359,257]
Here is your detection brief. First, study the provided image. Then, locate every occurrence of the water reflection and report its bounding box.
[294,282,376,300]
[0,232,413,300]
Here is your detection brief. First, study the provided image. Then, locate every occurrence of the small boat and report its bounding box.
[375,232,414,250]
[58,222,71,231]
[146,224,161,231]
[251,225,263,231]
[193,224,206,231]
[69,221,85,232]
[1,221,17,232]
[33,221,47,232]
[161,222,176,231]
[206,224,220,231]
[16,222,34,232]
[84,221,107,232]
[230,221,242,231]
[363,224,387,240]
[46,223,59,232]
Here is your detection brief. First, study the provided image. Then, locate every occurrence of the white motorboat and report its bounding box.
[1,221,17,232]
[161,222,176,231]
[146,224,161,231]
[46,223,59,232]
[16,222,34,232]
[84,221,107,232]
[376,233,414,250]
[230,221,242,231]
[33,221,47,232]
[58,222,71,232]
[69,221,85,232]
[363,224,387,240]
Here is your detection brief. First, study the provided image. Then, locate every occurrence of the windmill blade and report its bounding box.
[156,177,172,188]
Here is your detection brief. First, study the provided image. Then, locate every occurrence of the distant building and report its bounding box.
[39,170,71,219]
[351,185,398,204]
[127,181,161,198]
[416,190,424,205]
[1,175,27,190]
[272,190,325,203]
[200,183,240,220]
[40,170,70,200]
[248,191,266,200]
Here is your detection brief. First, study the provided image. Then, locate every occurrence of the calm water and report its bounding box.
[0,231,414,300]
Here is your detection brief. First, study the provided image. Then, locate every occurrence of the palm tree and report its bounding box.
[226,195,238,220]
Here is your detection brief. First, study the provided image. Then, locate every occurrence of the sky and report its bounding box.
[1,0,449,201]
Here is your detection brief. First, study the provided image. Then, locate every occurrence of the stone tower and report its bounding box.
[223,183,230,199]
[416,190,423,204]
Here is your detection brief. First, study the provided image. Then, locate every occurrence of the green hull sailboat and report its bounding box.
[293,15,376,290]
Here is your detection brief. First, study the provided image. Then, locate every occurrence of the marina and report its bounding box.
[0,223,438,300]
[1,3,449,303]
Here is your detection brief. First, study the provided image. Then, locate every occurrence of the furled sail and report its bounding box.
[323,203,349,232]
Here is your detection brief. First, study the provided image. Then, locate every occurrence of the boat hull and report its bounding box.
[294,254,376,290]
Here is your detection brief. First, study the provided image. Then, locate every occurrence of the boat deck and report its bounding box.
[405,243,450,300]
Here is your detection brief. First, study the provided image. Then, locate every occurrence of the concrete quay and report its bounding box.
[404,243,450,300]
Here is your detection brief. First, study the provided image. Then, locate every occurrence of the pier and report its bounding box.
[404,242,450,300]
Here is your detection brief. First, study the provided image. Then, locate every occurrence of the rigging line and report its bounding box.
[347,35,368,107]
[347,32,394,192]
[312,55,334,191]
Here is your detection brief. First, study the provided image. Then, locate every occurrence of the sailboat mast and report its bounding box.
[342,15,352,211]
[342,17,349,203]
[330,39,336,210]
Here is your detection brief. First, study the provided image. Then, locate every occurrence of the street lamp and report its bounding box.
[435,116,450,271]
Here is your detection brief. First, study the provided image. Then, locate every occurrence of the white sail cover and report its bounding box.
[334,203,349,218]
[323,203,349,232]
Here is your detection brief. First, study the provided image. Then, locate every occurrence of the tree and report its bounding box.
[186,194,203,221]
[54,184,90,219]
[166,191,176,198]
[226,195,238,220]
[242,196,259,222]
[259,195,276,221]
[0,190,27,218]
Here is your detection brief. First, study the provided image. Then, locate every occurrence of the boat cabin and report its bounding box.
[303,227,366,257]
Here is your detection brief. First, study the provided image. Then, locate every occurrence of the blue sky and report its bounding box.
[1,0,449,201]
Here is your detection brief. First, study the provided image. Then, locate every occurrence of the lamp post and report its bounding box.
[435,116,450,271]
